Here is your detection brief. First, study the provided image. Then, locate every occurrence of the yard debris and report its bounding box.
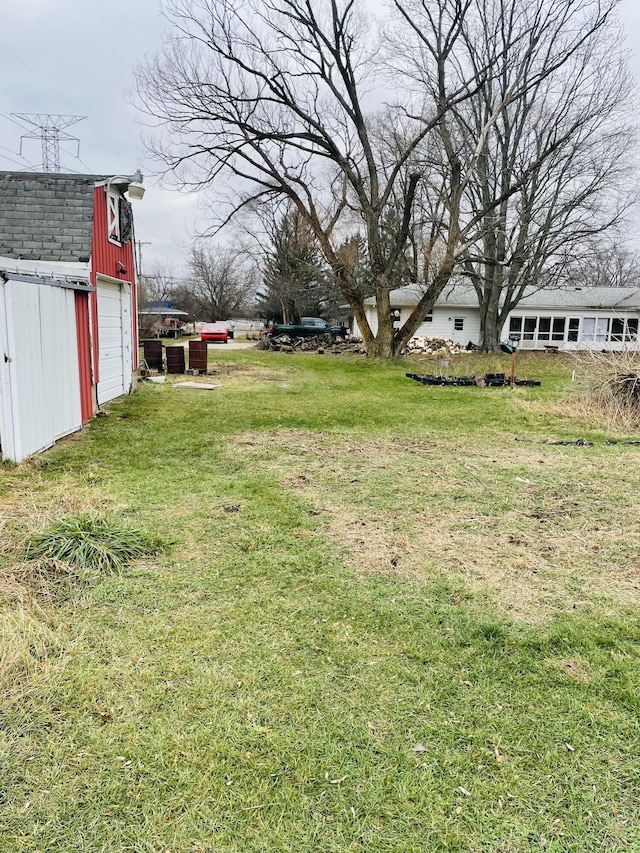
[406,336,473,355]
[406,372,541,388]
[258,334,367,354]
[171,382,221,390]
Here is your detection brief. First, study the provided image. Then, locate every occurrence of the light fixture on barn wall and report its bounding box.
[105,170,145,200]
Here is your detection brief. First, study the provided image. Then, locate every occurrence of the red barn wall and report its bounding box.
[91,186,138,379]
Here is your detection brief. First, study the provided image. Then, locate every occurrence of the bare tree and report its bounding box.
[135,0,489,355]
[453,0,636,350]
[568,242,640,289]
[386,0,630,352]
[188,245,257,320]
[138,259,177,308]
[136,0,624,355]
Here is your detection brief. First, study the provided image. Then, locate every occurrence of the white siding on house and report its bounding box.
[360,305,481,346]
[414,307,481,345]
[96,277,132,405]
[0,277,81,463]
[356,299,640,351]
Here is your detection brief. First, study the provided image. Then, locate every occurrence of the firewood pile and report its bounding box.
[258,334,367,354]
[406,336,472,355]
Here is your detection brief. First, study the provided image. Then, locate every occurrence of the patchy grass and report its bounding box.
[1,349,640,852]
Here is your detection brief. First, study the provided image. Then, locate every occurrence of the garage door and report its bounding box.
[97,278,132,405]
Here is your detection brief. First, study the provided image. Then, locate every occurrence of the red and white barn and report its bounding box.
[0,171,143,462]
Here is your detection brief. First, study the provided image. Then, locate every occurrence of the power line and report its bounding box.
[0,151,36,170]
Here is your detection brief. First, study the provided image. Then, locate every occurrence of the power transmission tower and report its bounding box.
[12,113,86,172]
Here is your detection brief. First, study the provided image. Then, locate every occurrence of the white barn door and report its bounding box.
[96,277,132,405]
[0,277,82,463]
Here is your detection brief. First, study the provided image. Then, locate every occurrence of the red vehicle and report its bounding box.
[200,322,229,343]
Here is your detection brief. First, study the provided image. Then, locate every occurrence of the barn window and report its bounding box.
[453,317,464,331]
[106,189,121,243]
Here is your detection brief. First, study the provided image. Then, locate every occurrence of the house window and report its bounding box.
[611,318,625,342]
[106,189,121,243]
[596,318,609,343]
[568,318,580,342]
[552,318,566,341]
[538,316,551,341]
[582,317,610,343]
[425,310,433,322]
[582,318,596,342]
[626,318,639,341]
[509,316,523,341]
[523,317,536,340]
[453,318,464,332]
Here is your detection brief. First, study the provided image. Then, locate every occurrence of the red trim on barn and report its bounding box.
[74,291,94,422]
[90,186,137,379]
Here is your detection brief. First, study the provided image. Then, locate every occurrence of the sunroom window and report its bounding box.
[552,318,566,341]
[538,317,551,341]
[567,318,580,342]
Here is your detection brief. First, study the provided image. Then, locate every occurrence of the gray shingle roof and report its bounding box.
[367,282,640,310]
[0,172,107,263]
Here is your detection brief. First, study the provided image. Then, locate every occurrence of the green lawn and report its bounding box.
[1,350,639,852]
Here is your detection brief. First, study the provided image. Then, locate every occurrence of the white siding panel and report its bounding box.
[360,305,482,346]
[0,279,81,462]
[415,308,481,345]
[41,286,83,439]
[97,278,132,405]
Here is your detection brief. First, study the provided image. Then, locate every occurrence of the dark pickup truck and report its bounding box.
[267,317,348,338]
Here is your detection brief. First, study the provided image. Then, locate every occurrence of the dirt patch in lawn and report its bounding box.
[235,428,640,623]
[205,363,287,383]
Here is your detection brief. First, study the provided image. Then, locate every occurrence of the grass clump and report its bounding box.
[569,349,640,429]
[24,513,167,577]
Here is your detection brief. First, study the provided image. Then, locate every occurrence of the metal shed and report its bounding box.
[0,269,93,462]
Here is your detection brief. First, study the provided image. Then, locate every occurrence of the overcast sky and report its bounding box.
[2,0,640,277]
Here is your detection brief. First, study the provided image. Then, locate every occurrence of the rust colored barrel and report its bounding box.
[188,340,208,372]
[142,340,163,371]
[166,345,185,374]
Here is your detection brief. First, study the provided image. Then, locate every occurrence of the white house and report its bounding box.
[359,283,640,350]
